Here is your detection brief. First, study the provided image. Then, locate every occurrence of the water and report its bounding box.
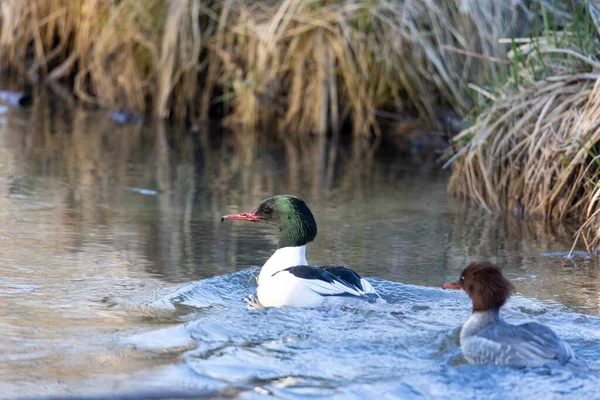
[0,103,599,399]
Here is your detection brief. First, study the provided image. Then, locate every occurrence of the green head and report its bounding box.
[221,195,317,248]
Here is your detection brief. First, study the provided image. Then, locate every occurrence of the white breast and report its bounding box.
[258,245,307,283]
[257,245,317,307]
[257,271,327,307]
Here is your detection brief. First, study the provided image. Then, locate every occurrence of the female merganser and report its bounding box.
[443,262,586,369]
[221,195,377,307]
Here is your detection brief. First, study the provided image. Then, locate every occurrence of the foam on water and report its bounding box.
[121,269,600,399]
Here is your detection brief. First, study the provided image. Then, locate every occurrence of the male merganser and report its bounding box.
[221,195,377,307]
[443,262,586,369]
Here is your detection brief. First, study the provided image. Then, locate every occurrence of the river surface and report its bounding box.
[0,103,599,399]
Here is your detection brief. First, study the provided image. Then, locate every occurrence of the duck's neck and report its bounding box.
[461,308,501,339]
[258,245,307,282]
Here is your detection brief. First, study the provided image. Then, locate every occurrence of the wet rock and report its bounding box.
[0,91,32,107]
[110,108,144,125]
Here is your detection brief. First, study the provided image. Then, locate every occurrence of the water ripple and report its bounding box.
[118,269,600,399]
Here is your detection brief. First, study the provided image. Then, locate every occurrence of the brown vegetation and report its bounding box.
[0,0,531,136]
[447,3,600,253]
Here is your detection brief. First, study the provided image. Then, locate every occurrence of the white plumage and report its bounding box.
[256,245,377,307]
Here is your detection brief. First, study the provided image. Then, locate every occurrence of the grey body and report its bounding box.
[460,310,586,368]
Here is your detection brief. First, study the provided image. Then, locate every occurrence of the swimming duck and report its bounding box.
[443,262,586,369]
[221,195,377,307]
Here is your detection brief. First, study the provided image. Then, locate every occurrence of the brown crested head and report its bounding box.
[444,262,514,312]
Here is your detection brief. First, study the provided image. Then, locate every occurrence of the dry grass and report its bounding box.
[0,0,212,118]
[0,0,532,136]
[448,2,600,252]
[210,0,530,136]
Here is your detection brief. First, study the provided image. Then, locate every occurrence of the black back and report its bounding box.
[277,265,365,292]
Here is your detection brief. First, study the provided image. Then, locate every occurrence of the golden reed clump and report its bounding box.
[0,0,527,136]
[448,9,600,253]
[0,0,205,119]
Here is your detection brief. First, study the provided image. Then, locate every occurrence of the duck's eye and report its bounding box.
[262,204,272,214]
[460,275,465,281]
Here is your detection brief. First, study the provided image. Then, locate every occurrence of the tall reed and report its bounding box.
[208,0,530,136]
[0,0,530,136]
[0,0,213,119]
[448,1,600,252]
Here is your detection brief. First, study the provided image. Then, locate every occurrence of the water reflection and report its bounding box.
[0,100,598,397]
[2,101,598,302]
